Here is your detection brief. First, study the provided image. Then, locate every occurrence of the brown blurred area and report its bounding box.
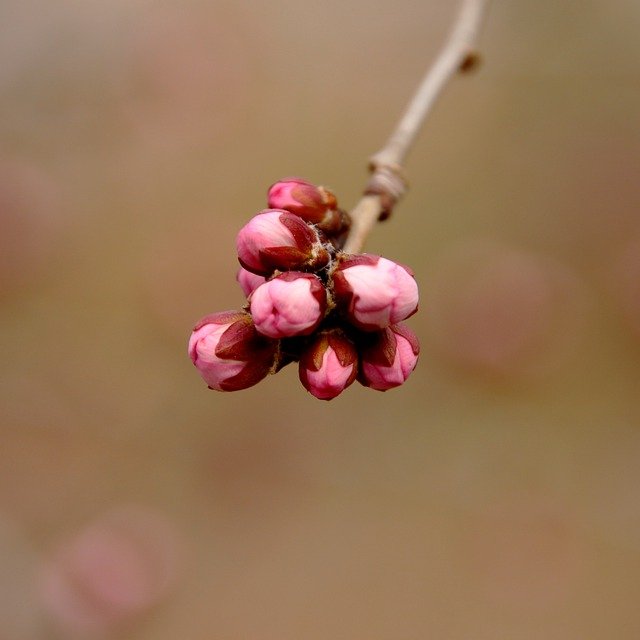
[1,0,640,638]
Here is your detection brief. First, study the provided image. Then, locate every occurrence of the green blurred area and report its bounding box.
[1,0,640,638]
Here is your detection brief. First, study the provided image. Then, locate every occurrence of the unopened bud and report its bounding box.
[236,268,265,297]
[358,323,420,391]
[267,177,342,233]
[332,254,419,331]
[236,209,329,276]
[188,311,278,391]
[250,272,327,338]
[299,329,358,400]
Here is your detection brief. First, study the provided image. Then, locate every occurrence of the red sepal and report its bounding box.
[192,310,244,332]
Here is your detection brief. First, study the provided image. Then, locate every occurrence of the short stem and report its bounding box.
[342,0,489,255]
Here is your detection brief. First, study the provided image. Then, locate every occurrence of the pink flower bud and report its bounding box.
[236,268,265,297]
[267,177,342,232]
[249,272,327,338]
[358,323,420,391]
[236,209,329,276]
[299,329,358,400]
[188,311,278,391]
[332,254,419,331]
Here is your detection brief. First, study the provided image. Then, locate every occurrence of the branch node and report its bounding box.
[342,0,489,253]
[364,161,409,221]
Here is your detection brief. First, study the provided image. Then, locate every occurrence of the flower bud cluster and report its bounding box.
[188,177,420,400]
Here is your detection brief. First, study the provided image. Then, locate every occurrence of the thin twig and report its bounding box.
[342,0,489,255]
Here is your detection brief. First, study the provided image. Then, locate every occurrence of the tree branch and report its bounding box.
[342,0,490,255]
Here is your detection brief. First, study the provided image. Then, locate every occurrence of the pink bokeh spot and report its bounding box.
[426,239,588,378]
[40,507,181,636]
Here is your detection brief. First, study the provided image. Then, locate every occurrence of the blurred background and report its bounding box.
[1,0,639,638]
